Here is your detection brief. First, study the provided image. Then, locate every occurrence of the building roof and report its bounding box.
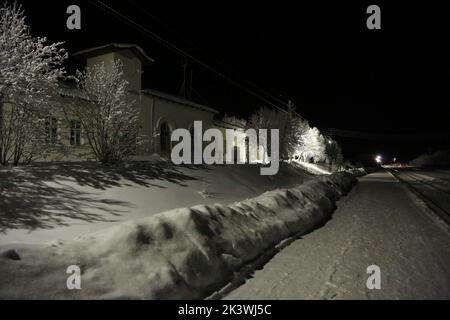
[213,119,246,130]
[58,79,219,115]
[142,88,219,115]
[72,43,155,66]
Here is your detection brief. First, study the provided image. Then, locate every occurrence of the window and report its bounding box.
[45,117,58,144]
[160,122,171,152]
[70,120,81,146]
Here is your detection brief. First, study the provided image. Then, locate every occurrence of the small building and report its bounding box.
[66,43,220,158]
[2,43,259,163]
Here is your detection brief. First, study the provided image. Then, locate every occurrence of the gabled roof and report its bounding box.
[142,88,219,115]
[72,43,155,66]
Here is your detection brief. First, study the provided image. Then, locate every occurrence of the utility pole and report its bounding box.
[287,100,294,116]
[188,68,193,100]
[178,59,193,100]
[281,100,295,160]
[179,59,188,99]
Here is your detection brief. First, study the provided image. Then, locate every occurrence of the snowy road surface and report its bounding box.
[224,171,450,299]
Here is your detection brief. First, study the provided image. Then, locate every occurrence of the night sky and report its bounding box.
[16,1,450,162]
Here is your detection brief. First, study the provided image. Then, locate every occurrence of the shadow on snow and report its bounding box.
[0,160,201,233]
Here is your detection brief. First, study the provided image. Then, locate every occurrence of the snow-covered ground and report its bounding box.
[0,162,358,299]
[0,160,312,245]
[410,149,450,167]
[225,171,450,299]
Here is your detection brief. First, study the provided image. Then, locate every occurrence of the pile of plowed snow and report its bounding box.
[0,171,358,299]
[347,168,368,177]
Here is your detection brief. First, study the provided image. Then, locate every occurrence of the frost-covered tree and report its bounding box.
[248,106,290,159]
[296,127,326,163]
[221,114,247,128]
[69,60,143,164]
[284,105,310,160]
[0,2,66,165]
[247,106,338,164]
[248,105,310,160]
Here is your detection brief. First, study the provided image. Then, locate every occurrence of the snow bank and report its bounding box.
[290,160,367,177]
[410,149,450,168]
[0,172,357,299]
[290,160,332,175]
[346,168,367,177]
[0,161,311,245]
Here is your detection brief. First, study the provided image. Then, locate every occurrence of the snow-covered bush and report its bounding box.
[68,60,145,164]
[0,2,67,165]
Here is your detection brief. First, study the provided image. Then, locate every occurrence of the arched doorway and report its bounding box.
[160,122,171,153]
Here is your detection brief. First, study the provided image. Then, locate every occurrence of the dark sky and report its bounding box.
[17,0,450,161]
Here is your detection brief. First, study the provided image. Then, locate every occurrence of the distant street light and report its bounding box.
[375,155,382,164]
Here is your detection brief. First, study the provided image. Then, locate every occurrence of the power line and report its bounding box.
[89,0,292,115]
[323,128,450,141]
[127,0,290,108]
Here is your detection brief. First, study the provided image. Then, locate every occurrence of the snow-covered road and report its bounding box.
[391,168,450,225]
[224,171,450,299]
